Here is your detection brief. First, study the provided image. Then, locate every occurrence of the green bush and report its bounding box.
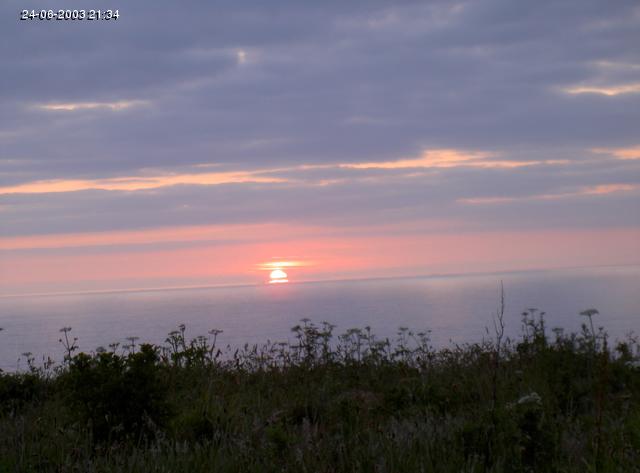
[0,372,47,414]
[62,343,171,442]
[0,312,639,472]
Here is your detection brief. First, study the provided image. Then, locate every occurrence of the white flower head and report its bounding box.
[517,392,543,406]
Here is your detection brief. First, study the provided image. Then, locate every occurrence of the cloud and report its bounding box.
[2,154,639,239]
[458,183,639,204]
[35,100,149,112]
[0,170,286,195]
[2,0,640,184]
[0,147,574,195]
[236,49,248,64]
[591,146,640,160]
[563,83,640,96]
[340,149,568,170]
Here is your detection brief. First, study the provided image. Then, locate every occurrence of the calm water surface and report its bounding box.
[1,266,638,371]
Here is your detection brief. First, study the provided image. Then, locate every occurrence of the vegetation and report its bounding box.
[1,308,639,472]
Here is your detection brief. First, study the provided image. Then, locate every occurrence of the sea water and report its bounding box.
[1,266,638,371]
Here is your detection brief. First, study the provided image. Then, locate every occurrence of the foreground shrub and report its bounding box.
[0,372,47,415]
[0,310,639,472]
[61,343,171,442]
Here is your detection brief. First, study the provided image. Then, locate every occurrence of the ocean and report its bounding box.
[1,265,638,371]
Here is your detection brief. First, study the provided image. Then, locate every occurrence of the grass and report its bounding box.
[0,309,639,472]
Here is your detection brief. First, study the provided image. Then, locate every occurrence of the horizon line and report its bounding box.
[1,263,638,300]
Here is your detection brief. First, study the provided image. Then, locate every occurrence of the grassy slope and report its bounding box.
[1,314,639,472]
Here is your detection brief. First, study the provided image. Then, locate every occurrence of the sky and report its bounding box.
[1,0,639,295]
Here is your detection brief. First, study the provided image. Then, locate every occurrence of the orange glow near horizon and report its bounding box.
[259,260,308,270]
[2,225,640,296]
[262,260,305,284]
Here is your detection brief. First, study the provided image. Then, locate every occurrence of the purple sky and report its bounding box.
[1,0,639,294]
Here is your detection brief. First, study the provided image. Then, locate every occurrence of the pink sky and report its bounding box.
[2,224,638,296]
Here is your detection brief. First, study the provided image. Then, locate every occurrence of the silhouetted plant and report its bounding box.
[2,305,640,472]
[62,344,171,442]
[58,326,78,362]
[125,336,140,354]
[581,308,600,348]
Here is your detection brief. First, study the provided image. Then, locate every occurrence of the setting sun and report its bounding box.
[269,269,289,284]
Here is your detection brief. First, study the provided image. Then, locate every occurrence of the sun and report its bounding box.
[269,269,289,284]
[259,259,304,284]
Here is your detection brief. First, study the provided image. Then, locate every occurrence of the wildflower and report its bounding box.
[507,391,543,409]
[579,308,599,317]
[579,308,599,341]
[517,392,542,406]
